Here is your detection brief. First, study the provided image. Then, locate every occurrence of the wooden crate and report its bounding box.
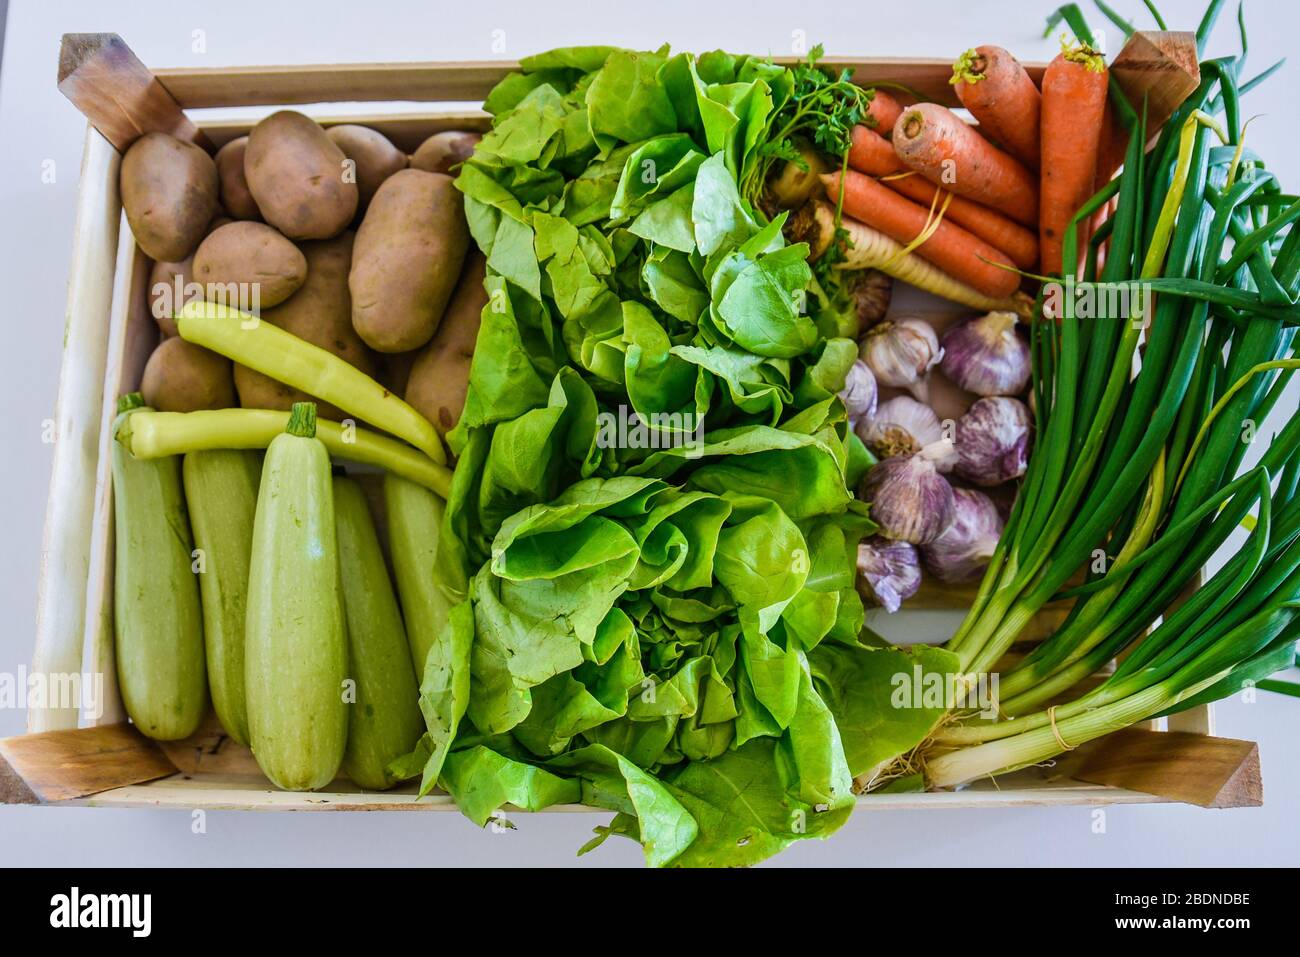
[8,33,1257,816]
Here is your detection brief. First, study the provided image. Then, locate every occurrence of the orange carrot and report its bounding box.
[848,124,904,176]
[883,172,1039,270]
[950,45,1041,170]
[891,103,1039,227]
[864,89,903,135]
[1040,45,1109,275]
[1090,193,1119,273]
[1094,98,1128,187]
[822,169,1020,299]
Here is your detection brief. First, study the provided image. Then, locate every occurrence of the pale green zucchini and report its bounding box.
[384,473,454,676]
[182,449,260,746]
[244,403,348,790]
[111,393,207,740]
[333,476,424,790]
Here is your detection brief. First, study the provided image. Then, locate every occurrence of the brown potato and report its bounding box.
[325,125,407,212]
[373,350,417,397]
[147,256,195,338]
[234,231,374,420]
[214,136,261,220]
[244,111,358,240]
[120,132,219,262]
[349,169,469,353]
[409,131,481,174]
[404,252,487,437]
[193,222,307,310]
[140,337,236,412]
[147,215,233,336]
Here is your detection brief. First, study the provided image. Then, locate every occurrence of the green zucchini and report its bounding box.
[182,449,260,746]
[245,403,347,790]
[334,476,424,790]
[384,472,454,676]
[111,393,207,740]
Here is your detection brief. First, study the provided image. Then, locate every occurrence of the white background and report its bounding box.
[1,0,1297,867]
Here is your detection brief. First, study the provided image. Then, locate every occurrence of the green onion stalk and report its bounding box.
[908,0,1300,789]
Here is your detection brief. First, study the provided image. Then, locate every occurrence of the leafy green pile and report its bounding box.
[395,45,925,866]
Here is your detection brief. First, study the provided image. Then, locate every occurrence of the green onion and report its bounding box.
[908,4,1300,788]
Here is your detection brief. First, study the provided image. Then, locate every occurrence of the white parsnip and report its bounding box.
[802,202,1033,319]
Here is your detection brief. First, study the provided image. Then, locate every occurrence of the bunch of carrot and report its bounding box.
[824,39,1113,293]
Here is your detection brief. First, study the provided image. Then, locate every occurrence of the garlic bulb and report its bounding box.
[940,311,1031,397]
[839,359,879,427]
[860,445,956,544]
[855,395,946,461]
[860,318,942,401]
[849,269,893,334]
[954,396,1031,486]
[856,536,922,613]
[922,488,1004,583]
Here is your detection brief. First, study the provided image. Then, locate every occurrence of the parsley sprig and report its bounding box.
[742,44,870,211]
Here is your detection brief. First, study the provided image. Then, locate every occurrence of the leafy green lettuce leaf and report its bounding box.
[426,43,884,868]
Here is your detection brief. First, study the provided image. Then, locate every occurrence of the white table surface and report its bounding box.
[1,0,1297,867]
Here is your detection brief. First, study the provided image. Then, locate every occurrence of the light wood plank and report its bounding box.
[0,724,177,803]
[153,57,1043,111]
[1110,31,1200,131]
[1073,727,1260,808]
[1166,704,1215,736]
[200,111,491,152]
[63,770,1161,812]
[30,128,123,733]
[58,33,211,152]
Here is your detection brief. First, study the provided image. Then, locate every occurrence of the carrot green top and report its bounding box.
[1061,37,1106,72]
[950,48,988,84]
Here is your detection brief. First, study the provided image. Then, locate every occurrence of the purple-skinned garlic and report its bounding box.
[856,536,922,613]
[921,488,1004,583]
[940,311,1031,397]
[860,444,956,544]
[954,396,1031,486]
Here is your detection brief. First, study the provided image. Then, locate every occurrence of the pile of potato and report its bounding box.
[121,114,486,438]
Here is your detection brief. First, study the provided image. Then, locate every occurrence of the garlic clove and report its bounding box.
[921,487,1005,583]
[939,311,1032,398]
[860,452,956,544]
[860,317,943,400]
[855,395,944,460]
[849,269,893,334]
[954,396,1032,486]
[839,359,879,428]
[856,536,922,613]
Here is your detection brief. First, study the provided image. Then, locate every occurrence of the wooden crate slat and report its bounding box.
[200,111,491,152]
[1073,727,1261,808]
[58,33,211,151]
[152,56,1021,110]
[0,724,178,803]
[64,771,1162,812]
[1110,31,1200,132]
[30,127,123,734]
